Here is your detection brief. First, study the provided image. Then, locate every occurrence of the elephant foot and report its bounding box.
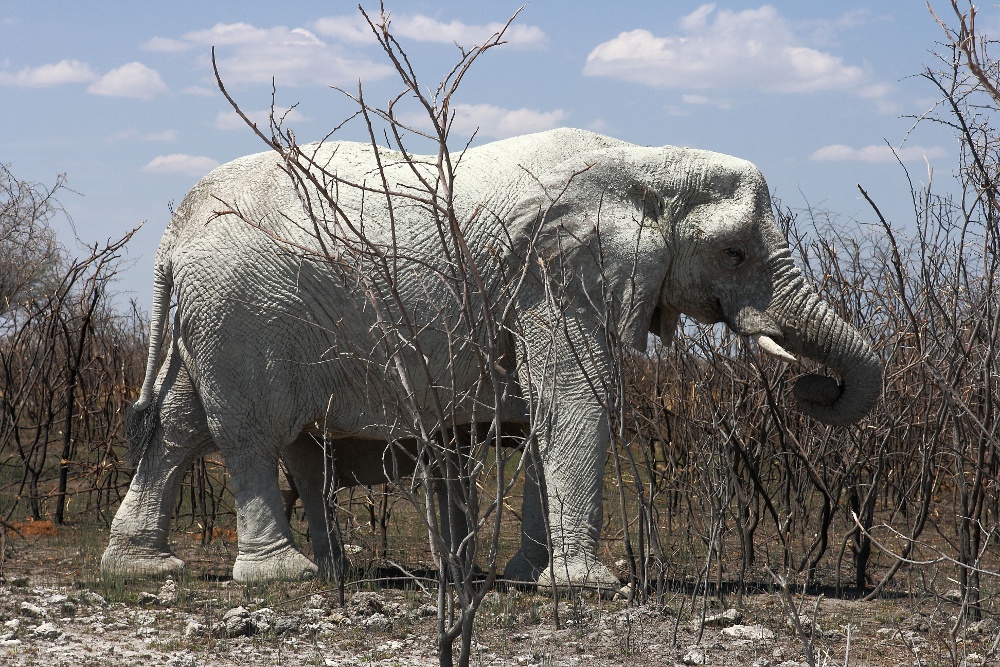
[101,543,184,579]
[503,549,546,584]
[536,556,621,594]
[233,546,318,583]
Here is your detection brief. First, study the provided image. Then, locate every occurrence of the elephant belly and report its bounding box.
[334,438,418,486]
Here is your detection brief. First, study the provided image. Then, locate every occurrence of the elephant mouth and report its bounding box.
[749,332,848,409]
[731,309,849,411]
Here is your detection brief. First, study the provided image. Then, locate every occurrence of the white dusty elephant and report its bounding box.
[101,128,881,587]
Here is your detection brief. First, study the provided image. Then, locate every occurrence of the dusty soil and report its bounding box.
[0,524,997,666]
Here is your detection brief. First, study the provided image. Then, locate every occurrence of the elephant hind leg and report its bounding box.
[102,355,212,578]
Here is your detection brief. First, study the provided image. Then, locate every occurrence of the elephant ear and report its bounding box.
[506,147,675,350]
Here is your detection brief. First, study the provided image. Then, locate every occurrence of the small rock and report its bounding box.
[943,589,964,602]
[45,594,68,605]
[962,653,986,667]
[416,603,437,618]
[328,612,350,625]
[273,616,299,635]
[136,626,158,639]
[19,602,45,618]
[721,624,775,640]
[362,612,392,632]
[307,594,327,609]
[703,608,743,627]
[221,606,251,637]
[249,607,275,634]
[302,607,326,621]
[138,591,160,605]
[157,579,178,605]
[343,544,363,555]
[223,606,249,621]
[76,591,106,607]
[32,622,63,639]
[183,620,206,637]
[682,646,707,665]
[5,619,21,631]
[349,591,386,617]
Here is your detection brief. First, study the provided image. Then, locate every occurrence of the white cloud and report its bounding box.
[215,108,309,131]
[0,59,96,87]
[584,4,881,98]
[158,21,393,87]
[398,103,567,139]
[449,104,567,139]
[87,62,168,99]
[681,93,730,109]
[313,13,546,48]
[142,154,220,176]
[311,15,375,44]
[809,144,947,163]
[141,36,191,53]
[390,15,545,48]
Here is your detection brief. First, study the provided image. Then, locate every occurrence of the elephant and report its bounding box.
[101,128,881,587]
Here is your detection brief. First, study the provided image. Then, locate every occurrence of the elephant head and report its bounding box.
[525,143,882,427]
[650,148,881,426]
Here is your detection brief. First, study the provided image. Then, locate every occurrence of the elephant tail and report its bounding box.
[134,263,172,412]
[124,388,160,468]
[126,260,172,466]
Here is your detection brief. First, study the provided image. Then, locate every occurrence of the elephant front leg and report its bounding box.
[506,317,622,593]
[225,447,319,583]
[534,407,621,592]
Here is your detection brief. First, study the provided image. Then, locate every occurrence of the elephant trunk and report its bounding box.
[757,249,882,426]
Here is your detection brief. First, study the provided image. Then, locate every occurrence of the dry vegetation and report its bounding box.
[1,2,999,666]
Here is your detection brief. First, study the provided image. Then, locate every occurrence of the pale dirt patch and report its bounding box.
[0,525,996,666]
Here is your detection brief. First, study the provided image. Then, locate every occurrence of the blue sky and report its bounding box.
[0,2,976,311]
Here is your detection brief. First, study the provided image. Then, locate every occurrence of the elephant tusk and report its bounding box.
[753,334,797,364]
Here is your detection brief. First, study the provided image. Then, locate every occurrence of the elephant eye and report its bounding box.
[724,246,746,266]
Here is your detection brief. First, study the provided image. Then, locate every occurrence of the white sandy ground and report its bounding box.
[0,577,997,667]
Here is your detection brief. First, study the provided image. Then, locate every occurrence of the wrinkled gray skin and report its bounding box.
[101,128,881,587]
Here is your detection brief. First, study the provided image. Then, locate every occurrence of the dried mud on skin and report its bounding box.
[0,533,997,666]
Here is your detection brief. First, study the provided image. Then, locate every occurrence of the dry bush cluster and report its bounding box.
[0,166,144,533]
[0,2,998,665]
